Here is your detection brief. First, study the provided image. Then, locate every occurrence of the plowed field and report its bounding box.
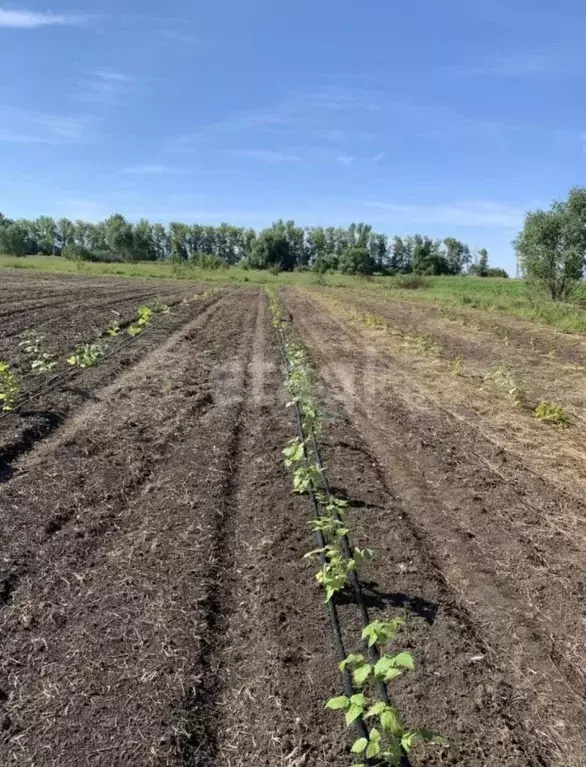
[1,271,584,766]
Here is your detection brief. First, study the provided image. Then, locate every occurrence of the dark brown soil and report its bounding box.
[0,284,348,766]
[1,271,582,766]
[0,277,216,482]
[282,286,586,767]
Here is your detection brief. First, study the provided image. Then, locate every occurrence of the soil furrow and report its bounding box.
[283,287,585,766]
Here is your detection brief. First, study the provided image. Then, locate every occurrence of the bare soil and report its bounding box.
[0,283,348,766]
[1,272,584,766]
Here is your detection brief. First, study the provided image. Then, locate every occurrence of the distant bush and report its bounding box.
[312,253,339,273]
[62,244,92,261]
[192,253,224,270]
[391,274,431,290]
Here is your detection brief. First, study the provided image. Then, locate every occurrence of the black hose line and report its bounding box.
[275,324,371,748]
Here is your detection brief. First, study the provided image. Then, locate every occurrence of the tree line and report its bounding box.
[0,212,505,276]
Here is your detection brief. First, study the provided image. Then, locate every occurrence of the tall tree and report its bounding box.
[34,216,57,255]
[442,237,471,275]
[103,214,135,261]
[515,188,586,300]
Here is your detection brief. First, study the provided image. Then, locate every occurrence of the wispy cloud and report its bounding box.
[0,131,53,144]
[93,70,132,83]
[76,70,132,105]
[167,86,383,154]
[336,154,355,166]
[0,107,92,144]
[0,8,87,28]
[372,152,386,164]
[361,200,526,228]
[450,53,570,78]
[236,149,302,163]
[122,164,184,175]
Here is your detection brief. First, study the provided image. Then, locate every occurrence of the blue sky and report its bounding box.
[1,0,585,271]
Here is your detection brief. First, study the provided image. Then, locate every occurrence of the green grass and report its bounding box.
[2,254,586,333]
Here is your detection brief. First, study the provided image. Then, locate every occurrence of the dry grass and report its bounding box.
[306,287,586,503]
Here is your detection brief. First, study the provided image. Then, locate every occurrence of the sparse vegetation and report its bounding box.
[487,362,528,408]
[19,330,57,373]
[534,401,570,426]
[67,343,105,369]
[0,361,19,411]
[128,305,154,336]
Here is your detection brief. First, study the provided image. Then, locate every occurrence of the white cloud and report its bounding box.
[94,70,132,83]
[122,164,183,175]
[0,130,52,144]
[372,152,386,164]
[361,200,526,228]
[336,154,355,166]
[0,9,86,28]
[0,107,91,144]
[236,149,302,163]
[76,70,133,106]
[451,53,566,78]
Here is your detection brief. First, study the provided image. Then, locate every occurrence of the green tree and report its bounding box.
[133,219,156,260]
[369,232,388,272]
[56,218,75,254]
[515,187,586,301]
[338,247,375,275]
[478,248,489,275]
[389,237,412,273]
[0,221,34,256]
[442,237,471,275]
[412,236,448,275]
[103,214,135,261]
[34,216,57,255]
[249,225,295,270]
[468,248,490,276]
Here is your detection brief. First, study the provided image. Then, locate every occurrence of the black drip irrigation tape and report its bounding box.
[275,326,370,748]
[0,294,216,422]
[274,319,410,767]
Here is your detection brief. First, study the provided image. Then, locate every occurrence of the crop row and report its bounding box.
[267,288,442,765]
[0,289,221,415]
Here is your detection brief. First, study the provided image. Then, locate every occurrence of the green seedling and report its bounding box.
[292,464,322,494]
[106,321,121,337]
[488,363,528,408]
[153,300,170,315]
[304,546,373,602]
[67,343,104,369]
[137,305,153,325]
[272,287,441,766]
[19,331,57,373]
[282,437,305,468]
[362,618,405,648]
[128,305,154,336]
[327,625,444,766]
[304,545,355,602]
[0,361,19,411]
[31,354,58,373]
[309,516,349,538]
[535,401,569,427]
